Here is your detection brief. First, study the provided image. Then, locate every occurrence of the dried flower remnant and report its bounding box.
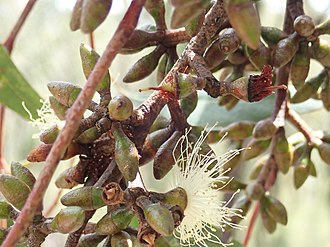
[153,127,243,247]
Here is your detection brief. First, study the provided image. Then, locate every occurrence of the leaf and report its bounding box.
[231,240,244,247]
[0,45,42,119]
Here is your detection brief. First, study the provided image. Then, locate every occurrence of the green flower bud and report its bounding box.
[260,206,276,233]
[144,0,166,29]
[263,194,288,225]
[292,142,307,165]
[50,206,85,233]
[80,44,111,93]
[261,26,287,47]
[112,122,139,181]
[157,55,168,84]
[61,186,105,210]
[294,15,315,37]
[110,231,132,247]
[321,74,330,111]
[150,115,170,132]
[245,181,265,200]
[316,142,330,165]
[249,158,266,180]
[137,196,175,236]
[218,121,255,140]
[95,206,134,235]
[0,174,31,210]
[153,131,182,179]
[204,39,227,70]
[76,127,101,144]
[123,45,166,82]
[274,131,293,174]
[227,48,247,65]
[70,0,83,31]
[161,187,187,211]
[108,96,133,121]
[294,164,310,189]
[273,32,299,68]
[311,39,330,67]
[10,161,36,190]
[252,119,277,140]
[77,233,106,247]
[224,0,260,50]
[154,236,171,247]
[121,28,159,54]
[47,81,82,107]
[80,0,112,33]
[175,73,206,99]
[0,199,16,219]
[180,91,198,118]
[315,18,330,35]
[218,28,241,55]
[290,41,310,89]
[245,43,271,71]
[39,124,61,144]
[291,69,328,103]
[242,139,271,160]
[49,96,69,120]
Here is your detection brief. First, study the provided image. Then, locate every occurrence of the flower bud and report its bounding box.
[112,122,139,181]
[321,75,330,111]
[77,233,106,247]
[160,187,187,211]
[316,142,330,165]
[290,41,310,89]
[315,18,330,35]
[70,0,83,31]
[311,38,330,67]
[80,0,112,33]
[27,143,52,162]
[50,206,85,233]
[154,236,171,247]
[218,28,241,54]
[294,15,315,37]
[224,0,260,49]
[49,96,69,120]
[123,45,166,82]
[243,138,271,160]
[218,121,255,140]
[47,81,82,107]
[39,124,61,144]
[136,196,175,236]
[76,127,101,144]
[261,26,287,47]
[273,32,299,68]
[110,231,132,247]
[262,194,288,225]
[274,131,293,174]
[153,131,182,179]
[157,55,168,84]
[0,174,31,210]
[252,119,277,140]
[180,91,198,118]
[10,162,36,190]
[144,0,166,29]
[55,168,79,189]
[245,43,271,71]
[80,43,111,93]
[291,69,328,103]
[294,163,310,189]
[214,178,246,192]
[175,73,206,99]
[121,28,158,54]
[61,186,105,210]
[95,206,134,235]
[245,181,265,200]
[0,199,16,219]
[260,206,276,233]
[228,48,247,65]
[204,39,227,70]
[249,158,266,179]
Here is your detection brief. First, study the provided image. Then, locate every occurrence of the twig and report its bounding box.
[243,202,260,247]
[89,32,95,49]
[0,105,8,173]
[1,1,146,246]
[3,0,37,54]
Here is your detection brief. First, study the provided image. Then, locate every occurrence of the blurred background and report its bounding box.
[1,0,330,246]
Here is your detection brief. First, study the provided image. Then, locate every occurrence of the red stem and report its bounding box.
[243,202,261,247]
[89,32,95,49]
[1,1,146,246]
[0,105,7,173]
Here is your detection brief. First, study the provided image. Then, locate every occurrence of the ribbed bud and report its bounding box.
[263,194,288,225]
[0,174,31,210]
[218,121,255,140]
[260,206,276,233]
[39,124,61,144]
[50,206,85,233]
[111,231,132,247]
[10,162,36,190]
[123,45,166,82]
[0,199,15,219]
[70,0,83,31]
[144,0,166,29]
[273,32,299,68]
[224,0,260,49]
[243,138,271,160]
[246,181,265,201]
[112,122,139,181]
[290,41,310,89]
[245,43,271,70]
[316,142,330,165]
[321,74,330,111]
[252,119,277,140]
[294,15,315,37]
[312,39,330,67]
[61,186,105,210]
[80,44,111,93]
[274,130,293,174]
[136,196,175,236]
[76,127,101,144]
[77,233,106,247]
[95,206,134,235]
[153,131,182,179]
[80,0,112,33]
[49,96,69,120]
[291,69,327,103]
[175,73,206,99]
[261,26,287,47]
[47,81,82,107]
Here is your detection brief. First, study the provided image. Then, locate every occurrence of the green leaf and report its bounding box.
[0,45,42,119]
[231,240,244,247]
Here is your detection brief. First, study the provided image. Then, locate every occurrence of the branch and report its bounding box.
[243,203,260,247]
[1,1,146,246]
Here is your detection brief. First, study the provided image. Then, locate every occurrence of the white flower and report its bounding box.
[166,127,243,247]
[23,99,65,138]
